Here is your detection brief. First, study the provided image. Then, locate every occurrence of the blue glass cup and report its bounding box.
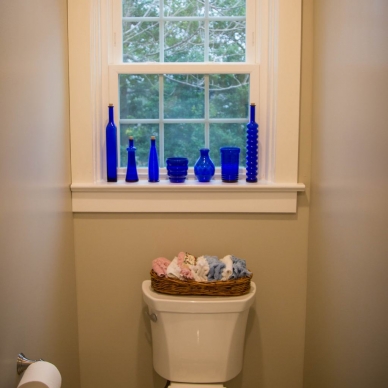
[166,157,188,183]
[220,147,240,182]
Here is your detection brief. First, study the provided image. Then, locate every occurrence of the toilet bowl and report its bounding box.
[142,280,256,386]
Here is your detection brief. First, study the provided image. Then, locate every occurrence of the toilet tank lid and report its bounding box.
[142,280,256,313]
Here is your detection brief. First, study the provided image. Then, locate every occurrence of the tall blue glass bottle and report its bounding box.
[106,104,117,182]
[148,136,159,182]
[246,103,259,182]
[125,137,139,182]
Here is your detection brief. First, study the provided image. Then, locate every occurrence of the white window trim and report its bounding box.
[68,0,305,213]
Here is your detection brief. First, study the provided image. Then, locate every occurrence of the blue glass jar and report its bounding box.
[125,137,139,182]
[220,147,240,182]
[148,136,159,182]
[106,104,117,182]
[194,148,215,182]
[246,103,259,182]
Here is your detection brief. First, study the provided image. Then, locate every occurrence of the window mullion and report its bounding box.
[204,0,209,62]
[159,0,164,62]
[205,75,209,148]
[159,74,164,167]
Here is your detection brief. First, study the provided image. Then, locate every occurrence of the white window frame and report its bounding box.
[68,0,305,213]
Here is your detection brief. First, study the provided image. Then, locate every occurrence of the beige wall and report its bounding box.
[73,209,309,388]
[304,1,388,387]
[0,2,80,388]
[72,4,313,388]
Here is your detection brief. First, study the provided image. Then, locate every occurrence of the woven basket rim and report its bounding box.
[150,269,253,296]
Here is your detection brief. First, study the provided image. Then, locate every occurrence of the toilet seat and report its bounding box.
[169,384,225,388]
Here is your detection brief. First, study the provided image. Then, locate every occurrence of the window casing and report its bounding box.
[68,0,305,213]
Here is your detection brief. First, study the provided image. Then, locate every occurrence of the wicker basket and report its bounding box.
[150,270,253,296]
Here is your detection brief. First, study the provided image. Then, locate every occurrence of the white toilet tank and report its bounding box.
[142,280,256,383]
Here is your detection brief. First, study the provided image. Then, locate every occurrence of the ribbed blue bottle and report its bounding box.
[125,137,139,182]
[246,103,259,182]
[106,104,117,182]
[148,136,159,182]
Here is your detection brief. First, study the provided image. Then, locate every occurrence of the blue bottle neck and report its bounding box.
[200,148,209,157]
[108,106,114,123]
[129,138,134,148]
[250,104,256,123]
[151,138,156,147]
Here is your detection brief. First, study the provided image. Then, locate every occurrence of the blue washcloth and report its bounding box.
[230,255,252,279]
[204,256,225,281]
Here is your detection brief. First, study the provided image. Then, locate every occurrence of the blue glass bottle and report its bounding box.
[246,103,259,182]
[194,148,215,182]
[125,137,139,182]
[148,136,159,182]
[106,104,117,182]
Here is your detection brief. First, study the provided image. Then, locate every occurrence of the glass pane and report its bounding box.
[165,21,204,62]
[165,124,205,166]
[123,21,159,62]
[122,0,159,17]
[164,75,205,119]
[209,123,246,166]
[209,0,245,17]
[120,74,159,119]
[209,74,249,118]
[164,0,204,17]
[209,21,245,62]
[120,124,159,167]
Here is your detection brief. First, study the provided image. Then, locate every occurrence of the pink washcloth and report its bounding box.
[152,257,171,277]
[177,251,197,280]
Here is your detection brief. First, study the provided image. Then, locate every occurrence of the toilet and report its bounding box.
[142,280,256,387]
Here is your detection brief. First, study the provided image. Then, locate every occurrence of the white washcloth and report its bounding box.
[220,255,233,281]
[167,257,184,280]
[191,256,210,282]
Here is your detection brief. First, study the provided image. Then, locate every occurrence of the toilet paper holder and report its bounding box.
[17,353,44,375]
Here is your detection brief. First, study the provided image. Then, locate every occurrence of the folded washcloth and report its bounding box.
[177,251,196,280]
[220,255,233,281]
[230,255,252,279]
[152,257,171,277]
[204,255,225,281]
[191,256,210,282]
[167,257,184,280]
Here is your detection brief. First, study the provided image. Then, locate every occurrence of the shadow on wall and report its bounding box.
[227,308,263,388]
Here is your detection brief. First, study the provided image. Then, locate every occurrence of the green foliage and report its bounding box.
[210,123,246,166]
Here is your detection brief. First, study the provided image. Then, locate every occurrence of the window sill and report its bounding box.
[70,180,305,213]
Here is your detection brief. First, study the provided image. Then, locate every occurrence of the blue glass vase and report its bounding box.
[194,148,215,182]
[246,103,259,182]
[125,137,139,182]
[148,136,159,182]
[106,104,117,182]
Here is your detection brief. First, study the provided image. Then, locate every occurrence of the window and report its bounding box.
[68,0,304,213]
[109,0,259,171]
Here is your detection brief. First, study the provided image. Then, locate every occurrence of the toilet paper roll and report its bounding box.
[18,361,61,388]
